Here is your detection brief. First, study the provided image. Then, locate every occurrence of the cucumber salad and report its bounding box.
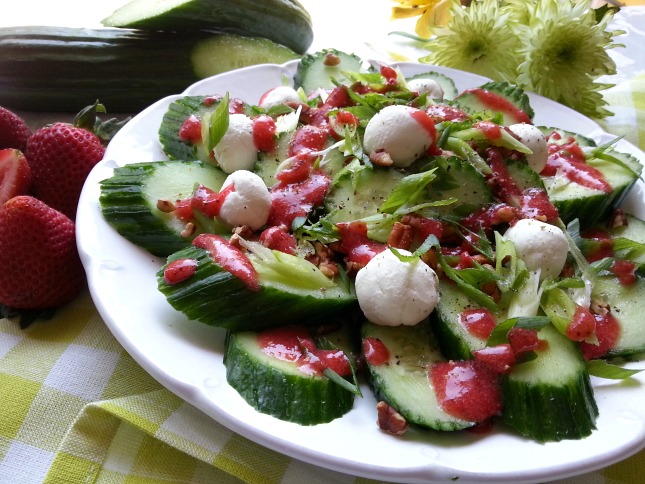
[99,49,645,443]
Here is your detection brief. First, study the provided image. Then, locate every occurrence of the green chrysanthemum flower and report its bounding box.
[512,0,622,118]
[419,0,522,82]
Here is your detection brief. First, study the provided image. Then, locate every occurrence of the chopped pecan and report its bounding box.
[591,299,610,316]
[369,150,394,167]
[388,222,414,250]
[156,198,176,213]
[180,222,196,238]
[376,401,408,436]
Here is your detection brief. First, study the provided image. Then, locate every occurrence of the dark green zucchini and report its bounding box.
[99,160,228,257]
[102,0,313,54]
[0,27,299,113]
[158,244,357,331]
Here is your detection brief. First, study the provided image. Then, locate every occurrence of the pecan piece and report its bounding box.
[376,401,408,436]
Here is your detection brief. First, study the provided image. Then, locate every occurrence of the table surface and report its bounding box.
[1,2,645,483]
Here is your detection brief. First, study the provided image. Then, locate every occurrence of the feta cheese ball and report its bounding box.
[258,85,301,110]
[504,218,569,280]
[508,123,548,174]
[363,105,436,168]
[218,170,272,230]
[406,78,444,99]
[355,249,440,326]
[213,114,257,173]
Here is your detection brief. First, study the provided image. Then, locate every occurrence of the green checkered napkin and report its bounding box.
[1,72,644,484]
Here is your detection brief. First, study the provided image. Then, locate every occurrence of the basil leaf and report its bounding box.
[207,92,230,152]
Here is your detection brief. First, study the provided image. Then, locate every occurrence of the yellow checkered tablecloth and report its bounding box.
[2,5,645,484]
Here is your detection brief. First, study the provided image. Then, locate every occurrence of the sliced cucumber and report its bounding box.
[253,131,292,186]
[421,156,495,219]
[99,160,227,257]
[454,81,534,125]
[538,126,596,148]
[505,158,545,192]
[543,153,639,227]
[158,95,255,163]
[224,323,356,425]
[431,280,495,360]
[406,71,458,100]
[592,275,645,358]
[502,324,598,442]
[324,165,405,227]
[362,319,475,431]
[294,48,363,94]
[157,245,357,331]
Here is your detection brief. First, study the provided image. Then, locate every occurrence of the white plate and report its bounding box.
[77,61,645,483]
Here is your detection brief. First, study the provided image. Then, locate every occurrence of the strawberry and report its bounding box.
[0,195,85,310]
[0,106,32,151]
[24,102,128,220]
[0,149,33,204]
[26,121,105,219]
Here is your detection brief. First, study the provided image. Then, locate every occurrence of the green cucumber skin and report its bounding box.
[225,331,354,425]
[158,95,257,162]
[158,246,357,331]
[430,280,490,361]
[593,276,645,358]
[0,27,297,113]
[362,320,473,431]
[102,0,313,54]
[294,49,363,94]
[501,325,598,442]
[99,160,226,257]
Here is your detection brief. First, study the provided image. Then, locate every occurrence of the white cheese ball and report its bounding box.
[406,78,444,99]
[355,249,440,326]
[363,105,436,168]
[504,218,569,280]
[213,114,257,173]
[508,123,548,174]
[258,85,301,110]
[218,170,272,230]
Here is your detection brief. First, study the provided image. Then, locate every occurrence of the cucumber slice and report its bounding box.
[362,319,475,431]
[502,324,598,442]
[538,126,596,148]
[99,160,227,257]
[592,275,645,358]
[505,158,545,192]
[421,156,495,219]
[253,131,292,187]
[101,0,314,54]
[157,245,357,331]
[431,280,494,360]
[294,48,363,94]
[454,81,534,125]
[158,95,255,163]
[324,165,405,226]
[406,71,458,100]
[224,324,356,425]
[543,153,639,227]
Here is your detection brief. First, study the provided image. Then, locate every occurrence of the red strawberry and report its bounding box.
[0,149,33,204]
[26,121,105,220]
[0,106,32,151]
[0,195,85,309]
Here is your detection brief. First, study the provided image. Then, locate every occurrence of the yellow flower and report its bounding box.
[391,0,459,38]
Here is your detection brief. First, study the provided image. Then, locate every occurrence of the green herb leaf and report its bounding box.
[586,359,642,380]
[206,93,230,152]
[487,316,551,347]
[379,169,437,214]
